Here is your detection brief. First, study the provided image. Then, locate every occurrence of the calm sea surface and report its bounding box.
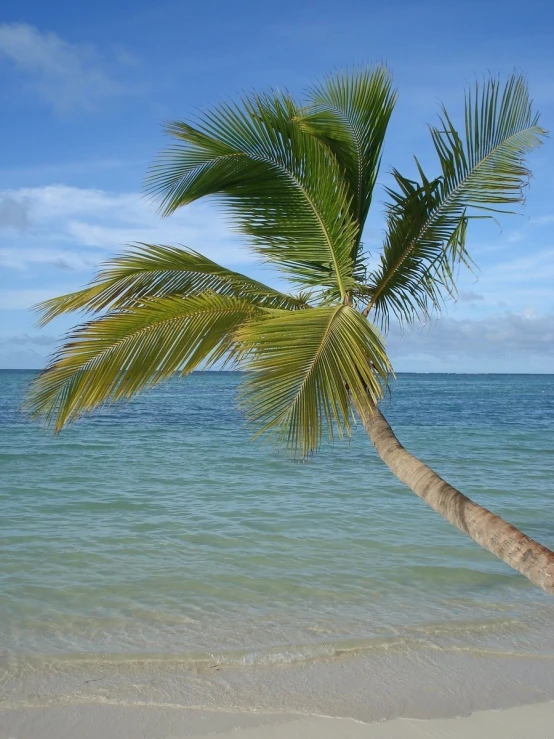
[1,371,554,673]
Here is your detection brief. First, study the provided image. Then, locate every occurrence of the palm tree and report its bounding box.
[26,68,554,594]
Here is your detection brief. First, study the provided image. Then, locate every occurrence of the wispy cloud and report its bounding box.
[492,249,554,280]
[449,243,554,318]
[0,184,251,273]
[0,23,135,112]
[0,247,100,272]
[0,194,30,230]
[459,291,484,303]
[0,333,56,347]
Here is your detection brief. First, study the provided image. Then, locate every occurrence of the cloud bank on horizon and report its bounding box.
[0,1,553,373]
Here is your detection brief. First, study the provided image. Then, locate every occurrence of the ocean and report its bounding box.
[1,370,554,720]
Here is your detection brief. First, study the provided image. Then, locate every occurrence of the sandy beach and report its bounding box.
[2,701,554,738]
[3,642,554,739]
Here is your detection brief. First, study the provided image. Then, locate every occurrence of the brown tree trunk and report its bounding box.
[356,403,554,596]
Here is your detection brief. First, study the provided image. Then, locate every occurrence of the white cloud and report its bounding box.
[1,184,552,373]
[492,249,554,280]
[0,194,30,230]
[2,312,551,372]
[0,247,100,272]
[0,184,251,273]
[448,245,554,318]
[388,312,554,373]
[0,23,133,111]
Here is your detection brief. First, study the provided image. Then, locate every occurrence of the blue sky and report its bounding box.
[0,0,552,372]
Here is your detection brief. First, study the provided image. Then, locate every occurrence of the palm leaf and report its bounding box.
[365,74,545,327]
[296,66,396,248]
[26,293,261,432]
[146,92,358,296]
[366,168,472,327]
[35,243,304,326]
[236,305,391,456]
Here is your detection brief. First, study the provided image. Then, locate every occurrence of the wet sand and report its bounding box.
[3,645,554,738]
[2,701,554,739]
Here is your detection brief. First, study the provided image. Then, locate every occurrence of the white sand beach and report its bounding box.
[2,701,554,739]
[3,644,554,739]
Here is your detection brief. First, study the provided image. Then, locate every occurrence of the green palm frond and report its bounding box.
[146,92,358,296]
[365,74,545,327]
[35,243,304,326]
[236,305,391,456]
[365,168,473,327]
[26,293,261,432]
[297,66,396,248]
[26,69,544,458]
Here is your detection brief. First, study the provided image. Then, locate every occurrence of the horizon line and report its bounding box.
[1,369,553,376]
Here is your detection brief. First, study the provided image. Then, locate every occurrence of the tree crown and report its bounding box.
[26,68,545,456]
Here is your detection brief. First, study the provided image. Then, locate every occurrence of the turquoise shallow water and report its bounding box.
[1,371,554,669]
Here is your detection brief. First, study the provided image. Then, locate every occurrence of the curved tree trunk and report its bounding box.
[356,403,554,595]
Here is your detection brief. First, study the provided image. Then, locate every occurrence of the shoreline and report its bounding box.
[3,643,554,737]
[2,700,554,738]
